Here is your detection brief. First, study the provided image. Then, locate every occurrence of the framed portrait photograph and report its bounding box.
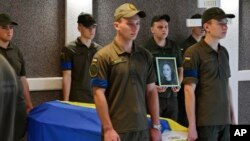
[155,57,180,87]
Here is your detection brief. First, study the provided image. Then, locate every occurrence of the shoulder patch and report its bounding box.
[89,63,98,77]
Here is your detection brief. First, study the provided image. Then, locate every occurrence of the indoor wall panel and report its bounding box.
[239,81,250,124]
[0,0,65,77]
[238,0,250,124]
[0,0,65,106]
[239,0,250,70]
[93,0,204,46]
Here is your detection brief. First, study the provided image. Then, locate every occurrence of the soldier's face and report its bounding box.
[0,24,14,42]
[115,15,141,41]
[78,24,96,40]
[192,26,205,37]
[151,20,169,40]
[204,18,228,39]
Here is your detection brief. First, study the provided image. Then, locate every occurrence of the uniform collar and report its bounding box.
[188,35,198,43]
[149,37,171,49]
[0,42,13,50]
[200,38,222,53]
[112,40,137,55]
[76,37,94,48]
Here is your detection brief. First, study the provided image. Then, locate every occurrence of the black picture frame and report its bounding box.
[155,57,180,87]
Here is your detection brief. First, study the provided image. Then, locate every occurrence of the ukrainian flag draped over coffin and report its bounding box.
[28,100,187,141]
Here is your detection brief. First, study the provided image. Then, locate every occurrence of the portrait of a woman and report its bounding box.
[156,57,179,87]
[161,63,174,85]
